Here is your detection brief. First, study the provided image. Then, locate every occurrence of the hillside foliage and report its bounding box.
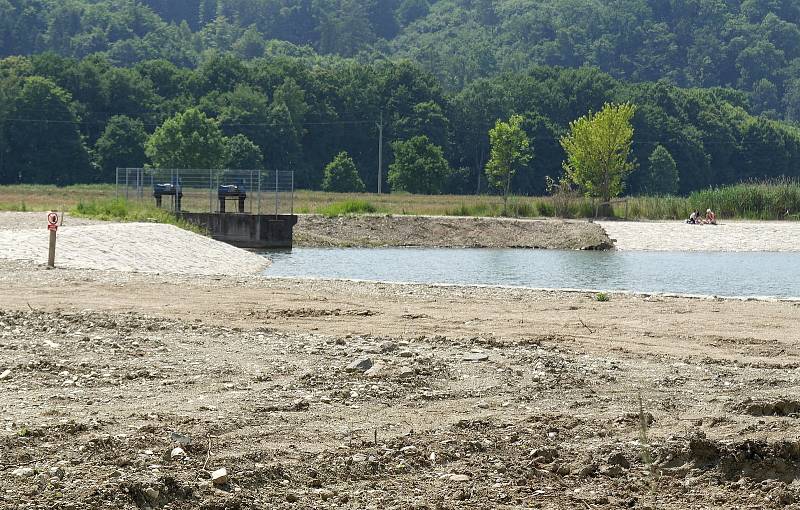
[2,1,800,193]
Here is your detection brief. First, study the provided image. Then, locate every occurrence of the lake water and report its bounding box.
[263,248,800,299]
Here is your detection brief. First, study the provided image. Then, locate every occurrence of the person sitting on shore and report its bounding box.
[705,208,717,225]
[687,210,700,224]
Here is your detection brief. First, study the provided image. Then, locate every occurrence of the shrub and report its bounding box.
[321,152,365,192]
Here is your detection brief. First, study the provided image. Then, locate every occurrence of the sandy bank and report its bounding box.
[0,219,268,275]
[599,220,800,251]
[295,214,613,250]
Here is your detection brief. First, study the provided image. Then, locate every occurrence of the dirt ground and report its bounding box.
[1,260,800,509]
[294,215,613,250]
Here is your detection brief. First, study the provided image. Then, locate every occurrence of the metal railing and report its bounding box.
[115,168,294,215]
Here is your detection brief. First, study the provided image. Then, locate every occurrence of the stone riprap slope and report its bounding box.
[0,220,268,275]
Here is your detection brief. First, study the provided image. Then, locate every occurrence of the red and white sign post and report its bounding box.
[47,212,59,269]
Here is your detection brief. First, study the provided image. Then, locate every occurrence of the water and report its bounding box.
[263,248,800,299]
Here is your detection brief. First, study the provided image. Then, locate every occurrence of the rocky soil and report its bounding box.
[1,262,800,509]
[294,215,613,250]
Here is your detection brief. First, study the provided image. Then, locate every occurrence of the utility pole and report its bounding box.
[376,111,383,194]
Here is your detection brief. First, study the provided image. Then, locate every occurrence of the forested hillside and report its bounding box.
[2,0,800,194]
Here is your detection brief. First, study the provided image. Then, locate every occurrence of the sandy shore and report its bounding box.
[0,263,799,508]
[0,217,268,275]
[599,220,800,251]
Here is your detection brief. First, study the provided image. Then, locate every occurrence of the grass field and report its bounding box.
[1,182,798,221]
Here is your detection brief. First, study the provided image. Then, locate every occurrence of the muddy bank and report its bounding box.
[295,214,614,250]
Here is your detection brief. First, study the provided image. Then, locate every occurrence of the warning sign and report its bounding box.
[48,212,59,226]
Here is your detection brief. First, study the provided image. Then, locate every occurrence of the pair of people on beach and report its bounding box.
[687,209,716,225]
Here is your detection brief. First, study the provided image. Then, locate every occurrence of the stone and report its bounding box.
[286,492,299,503]
[170,432,192,446]
[449,474,471,482]
[352,454,368,463]
[397,367,416,379]
[211,468,229,485]
[399,351,414,358]
[318,489,335,501]
[144,487,160,502]
[346,358,373,373]
[48,467,65,479]
[364,363,386,378]
[170,447,186,460]
[607,452,630,469]
[12,467,35,477]
[462,353,489,362]
[379,341,398,353]
[0,369,11,380]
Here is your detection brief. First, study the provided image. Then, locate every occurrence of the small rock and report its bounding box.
[399,350,414,358]
[48,467,65,479]
[400,446,418,455]
[211,467,229,485]
[12,467,34,477]
[0,369,11,380]
[318,489,335,501]
[143,487,159,502]
[607,452,630,469]
[379,341,397,353]
[346,357,373,373]
[449,474,471,482]
[170,432,192,446]
[462,353,489,362]
[352,454,368,463]
[397,367,416,379]
[170,447,186,460]
[286,492,299,503]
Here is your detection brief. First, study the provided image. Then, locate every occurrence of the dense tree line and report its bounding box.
[5,1,800,123]
[2,52,800,195]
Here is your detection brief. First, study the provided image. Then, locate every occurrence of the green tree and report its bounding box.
[146,108,226,169]
[560,103,637,211]
[485,114,532,214]
[398,0,430,26]
[95,116,148,182]
[223,134,263,169]
[388,135,450,194]
[5,76,91,184]
[644,145,679,195]
[322,151,365,192]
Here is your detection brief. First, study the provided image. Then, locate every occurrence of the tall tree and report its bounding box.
[95,116,148,182]
[485,114,532,214]
[5,76,91,184]
[146,108,226,169]
[560,103,637,213]
[644,144,679,195]
[223,133,263,169]
[388,135,449,194]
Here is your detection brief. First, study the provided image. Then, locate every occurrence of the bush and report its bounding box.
[321,152,365,192]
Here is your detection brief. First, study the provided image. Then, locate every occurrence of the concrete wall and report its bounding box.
[180,213,298,249]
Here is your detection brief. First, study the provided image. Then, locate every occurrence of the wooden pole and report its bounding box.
[47,229,56,269]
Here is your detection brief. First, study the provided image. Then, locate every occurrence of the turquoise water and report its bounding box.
[263,248,800,299]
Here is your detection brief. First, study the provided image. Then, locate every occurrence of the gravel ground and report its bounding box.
[1,262,799,509]
[294,215,613,250]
